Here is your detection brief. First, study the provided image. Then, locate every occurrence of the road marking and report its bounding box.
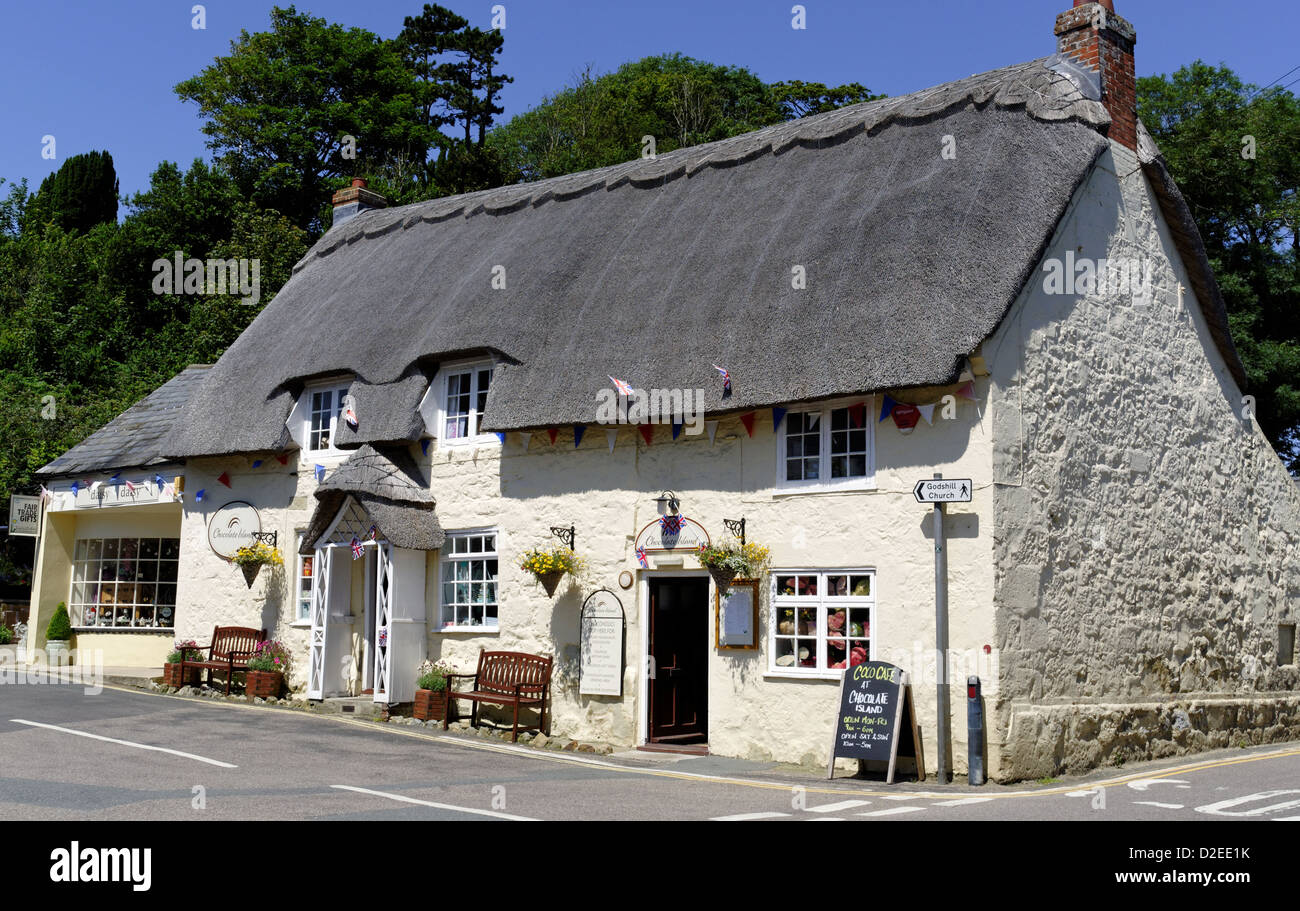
[711,811,790,821]
[9,719,236,768]
[858,806,927,817]
[1133,801,1184,809]
[1194,790,1300,818]
[806,799,872,813]
[932,797,995,807]
[881,795,921,801]
[330,785,536,821]
[1276,816,1300,821]
[1127,778,1190,792]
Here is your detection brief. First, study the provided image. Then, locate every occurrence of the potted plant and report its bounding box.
[413,659,456,721]
[0,625,12,645]
[696,539,771,590]
[520,545,584,597]
[231,541,284,588]
[163,639,204,687]
[46,602,72,661]
[244,639,290,698]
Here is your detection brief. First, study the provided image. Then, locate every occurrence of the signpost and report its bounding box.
[579,589,625,696]
[827,660,925,782]
[917,473,969,784]
[7,495,42,537]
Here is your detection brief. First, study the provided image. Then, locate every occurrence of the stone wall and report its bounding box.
[986,142,1300,779]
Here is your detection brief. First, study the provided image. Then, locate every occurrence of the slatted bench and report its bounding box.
[443,649,553,742]
[179,625,265,695]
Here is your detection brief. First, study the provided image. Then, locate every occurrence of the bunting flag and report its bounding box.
[918,403,936,425]
[958,359,975,383]
[891,403,921,434]
[351,536,363,560]
[606,429,618,453]
[573,425,585,448]
[163,483,175,499]
[421,438,431,455]
[196,489,206,503]
[712,364,732,395]
[772,406,787,431]
[879,395,897,422]
[276,454,288,466]
[368,525,378,541]
[124,480,137,492]
[251,460,263,469]
[659,514,686,535]
[956,381,976,401]
[154,474,165,489]
[109,473,121,486]
[217,471,232,488]
[671,421,683,441]
[71,481,80,495]
[706,421,719,446]
[849,402,867,428]
[519,432,532,451]
[740,412,756,437]
[609,376,634,397]
[39,485,52,503]
[343,397,358,429]
[547,427,559,446]
[636,545,648,568]
[638,423,654,446]
[495,432,506,444]
[313,464,326,482]
[89,481,102,495]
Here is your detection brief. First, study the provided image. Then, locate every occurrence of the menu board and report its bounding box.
[580,589,625,696]
[827,660,925,782]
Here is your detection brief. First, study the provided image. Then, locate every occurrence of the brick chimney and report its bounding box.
[331,178,387,228]
[1055,1,1138,150]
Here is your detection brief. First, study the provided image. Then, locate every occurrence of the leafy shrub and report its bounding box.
[0,625,12,645]
[166,639,204,663]
[46,603,72,641]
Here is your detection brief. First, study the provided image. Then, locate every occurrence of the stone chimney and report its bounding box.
[331,178,387,228]
[1055,0,1138,150]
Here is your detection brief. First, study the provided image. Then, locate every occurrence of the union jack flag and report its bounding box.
[368,525,378,541]
[609,375,634,397]
[351,536,363,559]
[712,364,732,393]
[659,514,685,535]
[635,546,648,568]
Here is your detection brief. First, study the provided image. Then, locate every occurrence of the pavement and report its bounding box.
[2,680,1300,821]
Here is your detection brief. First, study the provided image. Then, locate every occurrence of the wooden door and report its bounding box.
[648,577,709,743]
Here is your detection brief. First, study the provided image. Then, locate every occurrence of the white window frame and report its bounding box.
[426,359,498,448]
[293,532,313,626]
[774,396,876,493]
[768,569,876,679]
[68,536,181,631]
[437,528,500,632]
[303,377,353,455]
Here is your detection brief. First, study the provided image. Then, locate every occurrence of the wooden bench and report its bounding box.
[443,649,553,742]
[179,626,265,695]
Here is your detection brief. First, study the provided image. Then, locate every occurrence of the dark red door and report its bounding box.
[648,577,709,743]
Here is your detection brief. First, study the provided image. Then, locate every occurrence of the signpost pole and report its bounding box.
[933,472,950,784]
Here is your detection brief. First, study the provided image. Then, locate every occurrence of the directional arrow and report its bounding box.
[913,478,973,503]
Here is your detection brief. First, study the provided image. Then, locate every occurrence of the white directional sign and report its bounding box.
[913,478,972,503]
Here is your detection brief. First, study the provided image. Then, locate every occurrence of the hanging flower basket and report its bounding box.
[231,541,284,589]
[520,545,586,599]
[696,538,771,590]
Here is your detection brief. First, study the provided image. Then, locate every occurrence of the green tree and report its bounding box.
[770,80,883,118]
[1139,62,1300,465]
[174,5,431,235]
[23,151,119,235]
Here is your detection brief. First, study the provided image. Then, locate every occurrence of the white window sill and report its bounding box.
[771,480,877,497]
[763,671,843,682]
[290,621,312,629]
[437,626,501,635]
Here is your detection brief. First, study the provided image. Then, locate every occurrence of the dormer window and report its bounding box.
[286,377,353,455]
[419,359,497,447]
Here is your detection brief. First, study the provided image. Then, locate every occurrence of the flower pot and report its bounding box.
[163,663,200,687]
[245,669,283,699]
[240,562,263,588]
[413,687,452,722]
[707,564,738,590]
[536,570,566,597]
[46,639,71,664]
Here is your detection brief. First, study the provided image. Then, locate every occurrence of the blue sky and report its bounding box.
[1,0,1296,201]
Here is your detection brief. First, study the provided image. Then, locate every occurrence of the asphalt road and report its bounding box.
[2,682,1299,822]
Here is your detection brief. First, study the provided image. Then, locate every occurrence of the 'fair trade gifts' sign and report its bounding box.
[8,495,41,537]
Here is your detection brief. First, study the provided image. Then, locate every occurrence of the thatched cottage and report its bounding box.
[27,1,1299,779]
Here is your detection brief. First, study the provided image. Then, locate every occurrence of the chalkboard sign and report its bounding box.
[827,660,925,782]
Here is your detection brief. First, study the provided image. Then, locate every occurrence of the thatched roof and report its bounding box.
[300,445,444,551]
[38,365,209,476]
[162,57,1243,460]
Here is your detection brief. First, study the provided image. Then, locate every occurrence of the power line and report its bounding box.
[1251,64,1300,99]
